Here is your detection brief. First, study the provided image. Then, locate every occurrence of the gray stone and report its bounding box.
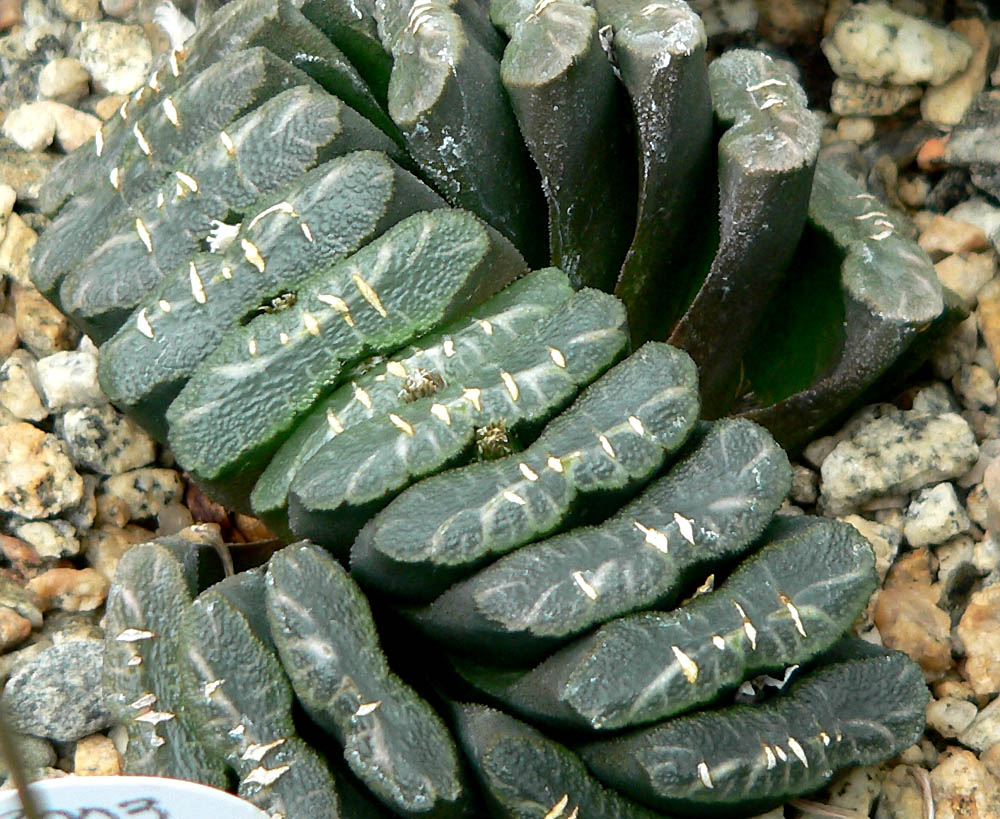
[927,697,978,739]
[820,410,979,514]
[0,734,55,777]
[102,468,183,522]
[12,518,81,559]
[904,483,971,547]
[0,423,83,519]
[822,2,972,87]
[58,404,156,475]
[959,437,1000,488]
[958,692,1000,751]
[688,0,756,37]
[71,22,151,95]
[0,575,42,629]
[912,381,960,415]
[0,639,111,741]
[35,350,104,410]
[930,313,978,380]
[839,514,901,583]
[948,198,1000,240]
[789,464,818,505]
[830,78,921,117]
[0,349,47,422]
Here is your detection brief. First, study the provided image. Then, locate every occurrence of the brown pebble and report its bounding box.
[982,744,1000,780]
[73,734,121,776]
[93,94,128,121]
[0,534,42,569]
[234,513,273,543]
[917,136,950,171]
[0,0,20,30]
[0,605,31,651]
[26,567,109,612]
[930,747,1000,818]
[918,214,990,256]
[957,584,1000,696]
[873,550,953,680]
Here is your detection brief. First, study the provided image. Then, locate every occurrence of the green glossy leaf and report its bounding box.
[266,543,469,817]
[251,267,575,533]
[668,49,822,416]
[376,0,547,264]
[177,588,344,817]
[452,703,663,819]
[579,648,928,816]
[414,417,789,661]
[99,148,444,441]
[459,516,876,730]
[103,542,226,787]
[738,155,947,450]
[499,0,634,289]
[600,0,714,344]
[291,286,628,552]
[353,342,697,601]
[167,207,526,510]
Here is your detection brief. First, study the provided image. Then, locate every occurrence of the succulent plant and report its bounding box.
[29,0,944,813]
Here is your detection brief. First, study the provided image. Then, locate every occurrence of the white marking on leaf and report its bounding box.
[135,218,153,253]
[386,361,407,378]
[354,701,381,717]
[117,628,156,642]
[95,126,104,156]
[222,265,233,280]
[278,332,289,345]
[242,239,266,273]
[203,679,224,697]
[787,736,808,767]
[127,656,142,666]
[174,171,198,193]
[763,745,777,769]
[220,130,235,154]
[248,337,258,357]
[500,371,519,401]
[519,463,539,481]
[241,738,286,762]
[300,222,314,243]
[130,693,157,709]
[674,512,696,545]
[549,347,566,368]
[598,434,616,459]
[188,262,206,304]
[634,521,669,554]
[247,201,295,231]
[443,338,456,357]
[136,309,154,339]
[733,601,757,649]
[302,312,321,336]
[229,723,246,738]
[671,645,698,683]
[779,593,807,637]
[109,166,121,190]
[316,293,354,326]
[774,745,787,762]
[547,455,564,473]
[389,413,414,436]
[162,97,179,126]
[244,765,290,787]
[353,384,373,409]
[430,403,451,425]
[697,761,714,789]
[712,634,726,650]
[627,415,645,435]
[463,388,482,412]
[352,273,387,317]
[155,191,165,209]
[746,78,787,91]
[133,123,151,156]
[543,794,568,819]
[326,410,344,434]
[134,710,174,724]
[478,319,493,335]
[503,490,526,506]
[572,571,598,600]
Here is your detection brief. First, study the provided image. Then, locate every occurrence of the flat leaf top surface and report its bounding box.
[251,267,575,523]
[352,341,695,600]
[489,516,876,731]
[100,149,442,425]
[415,417,790,659]
[580,651,929,816]
[453,703,662,819]
[709,48,819,174]
[595,0,704,59]
[809,157,942,323]
[291,287,627,548]
[266,543,468,816]
[167,207,525,484]
[103,543,226,786]
[500,1,596,86]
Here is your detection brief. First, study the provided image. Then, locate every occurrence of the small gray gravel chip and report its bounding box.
[0,639,111,741]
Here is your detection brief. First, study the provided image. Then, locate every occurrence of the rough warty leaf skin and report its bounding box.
[43,0,939,814]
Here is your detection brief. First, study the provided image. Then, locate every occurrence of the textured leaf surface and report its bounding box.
[354,342,697,602]
[252,267,575,531]
[167,207,526,509]
[376,0,547,264]
[292,286,628,552]
[103,542,226,786]
[57,49,320,342]
[462,515,875,730]
[415,417,789,661]
[99,148,443,440]
[601,0,713,344]
[177,587,343,818]
[266,542,468,817]
[579,649,928,816]
[739,156,947,449]
[452,703,662,819]
[500,0,633,289]
[669,49,822,416]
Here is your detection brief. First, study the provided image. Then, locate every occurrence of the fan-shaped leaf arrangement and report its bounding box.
[31,0,940,813]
